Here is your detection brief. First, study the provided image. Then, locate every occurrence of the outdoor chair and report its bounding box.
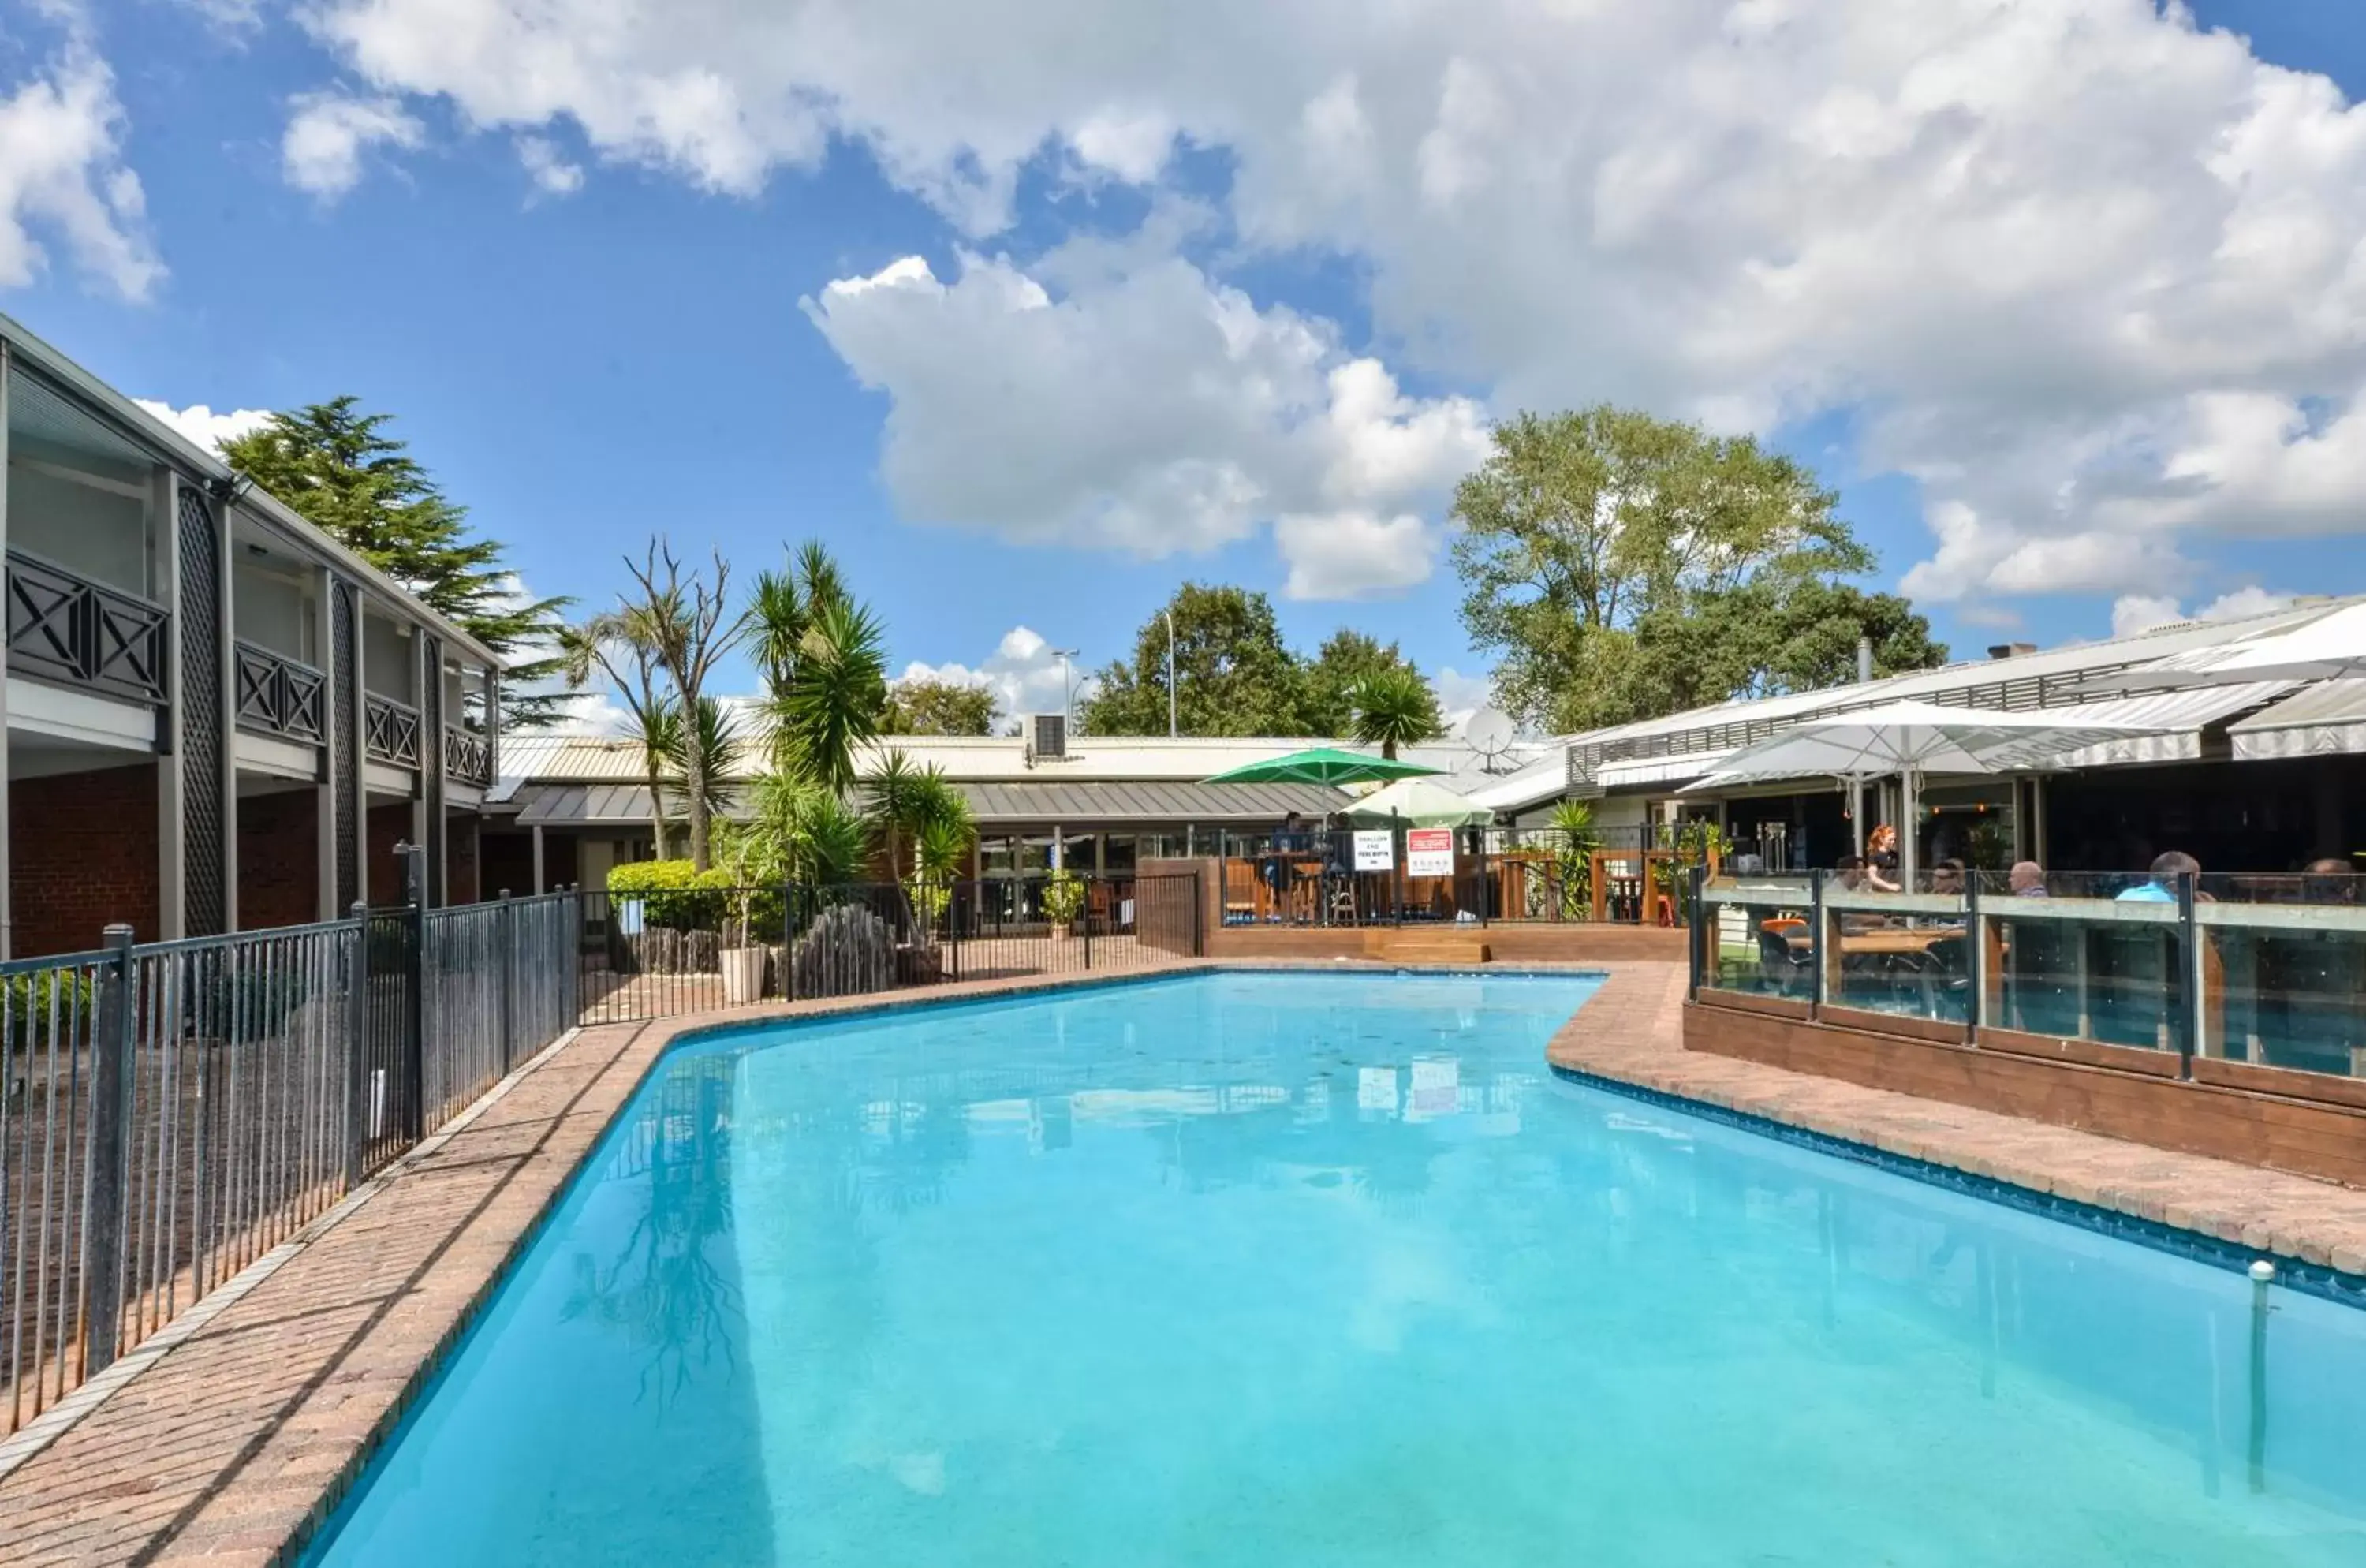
[1755,927,1816,998]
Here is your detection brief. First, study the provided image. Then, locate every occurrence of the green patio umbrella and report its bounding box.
[1203,746,1439,787]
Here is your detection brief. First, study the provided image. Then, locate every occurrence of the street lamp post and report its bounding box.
[1164,609,1177,737]
[1052,648,1079,732]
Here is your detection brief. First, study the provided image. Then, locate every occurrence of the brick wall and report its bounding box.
[11,762,160,954]
[368,801,413,905]
[1686,996,2366,1189]
[237,789,319,932]
[448,811,481,905]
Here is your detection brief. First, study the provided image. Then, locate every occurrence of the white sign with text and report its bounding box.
[1352,830,1395,872]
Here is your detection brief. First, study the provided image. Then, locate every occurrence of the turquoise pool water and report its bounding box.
[308,972,2366,1566]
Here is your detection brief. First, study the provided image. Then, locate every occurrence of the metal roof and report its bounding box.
[510,783,740,827]
[952,780,1349,826]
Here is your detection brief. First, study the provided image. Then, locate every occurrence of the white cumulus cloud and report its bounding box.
[898,625,1087,727]
[283,91,424,198]
[517,135,584,196]
[2109,586,2295,640]
[0,39,162,301]
[804,249,1486,599]
[133,398,274,453]
[279,0,2366,604]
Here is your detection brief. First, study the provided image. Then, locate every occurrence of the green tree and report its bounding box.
[1453,406,1888,733]
[1349,666,1442,760]
[1083,583,1310,736]
[882,678,998,736]
[661,696,745,834]
[1301,630,1438,737]
[771,596,889,793]
[222,398,571,725]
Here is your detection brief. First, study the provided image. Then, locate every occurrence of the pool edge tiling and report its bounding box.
[5,954,2366,1566]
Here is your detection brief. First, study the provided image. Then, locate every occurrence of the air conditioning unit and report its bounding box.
[1029,712,1069,761]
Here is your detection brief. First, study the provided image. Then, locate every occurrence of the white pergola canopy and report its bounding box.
[2131,600,2366,687]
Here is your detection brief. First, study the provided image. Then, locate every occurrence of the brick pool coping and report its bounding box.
[6,954,2365,1564]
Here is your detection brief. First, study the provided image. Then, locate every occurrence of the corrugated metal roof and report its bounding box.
[2229,678,2366,761]
[953,780,1349,825]
[510,782,754,826]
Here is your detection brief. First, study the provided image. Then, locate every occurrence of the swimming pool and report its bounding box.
[308,971,2366,1565]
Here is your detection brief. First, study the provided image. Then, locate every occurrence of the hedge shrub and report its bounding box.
[608,860,736,931]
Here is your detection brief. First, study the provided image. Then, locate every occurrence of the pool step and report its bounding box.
[1374,933,1492,966]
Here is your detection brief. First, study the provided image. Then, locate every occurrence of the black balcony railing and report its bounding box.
[6,550,168,705]
[233,640,327,745]
[365,693,422,767]
[445,724,491,785]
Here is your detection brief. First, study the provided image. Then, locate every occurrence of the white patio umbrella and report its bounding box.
[2129,600,2366,686]
[1678,700,2176,886]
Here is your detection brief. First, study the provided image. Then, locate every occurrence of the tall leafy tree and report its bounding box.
[222,398,571,725]
[881,678,998,736]
[1452,406,1903,733]
[1083,583,1310,736]
[1303,630,1439,738]
[661,696,746,832]
[771,596,889,793]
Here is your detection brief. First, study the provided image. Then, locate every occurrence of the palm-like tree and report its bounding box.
[560,616,677,859]
[621,543,745,870]
[772,596,888,793]
[1349,667,1442,760]
[861,749,927,879]
[662,696,745,838]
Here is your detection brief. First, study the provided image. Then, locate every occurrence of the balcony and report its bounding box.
[445,724,491,786]
[6,549,169,705]
[233,640,327,745]
[365,693,422,767]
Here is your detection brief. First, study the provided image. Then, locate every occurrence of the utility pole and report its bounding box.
[1164,608,1177,737]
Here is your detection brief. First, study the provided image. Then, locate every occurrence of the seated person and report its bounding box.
[1929,858,1966,898]
[2116,849,2200,903]
[2009,861,2047,897]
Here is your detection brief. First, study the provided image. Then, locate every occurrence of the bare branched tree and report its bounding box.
[622,543,745,869]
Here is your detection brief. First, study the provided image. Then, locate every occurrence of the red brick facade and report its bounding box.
[368,801,413,905]
[237,788,319,931]
[447,810,480,904]
[11,762,161,955]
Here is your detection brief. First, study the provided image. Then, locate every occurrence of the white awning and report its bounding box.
[1598,749,1737,790]
[2047,681,2294,768]
[2229,678,2366,760]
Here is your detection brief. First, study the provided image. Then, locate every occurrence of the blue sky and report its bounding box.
[6,0,2366,724]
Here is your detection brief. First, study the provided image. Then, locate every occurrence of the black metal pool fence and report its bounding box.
[0,887,579,1441]
[1,868,1204,1435]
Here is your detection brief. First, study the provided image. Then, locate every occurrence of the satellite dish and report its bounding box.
[1462,707,1518,773]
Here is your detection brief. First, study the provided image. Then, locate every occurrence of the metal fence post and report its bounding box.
[1965,874,1983,1045]
[498,890,516,1073]
[1193,867,1206,957]
[345,902,370,1188]
[2176,869,2199,1078]
[1685,862,1705,1001]
[1084,876,1094,970]
[397,842,427,1141]
[1808,869,1827,1021]
[80,923,136,1377]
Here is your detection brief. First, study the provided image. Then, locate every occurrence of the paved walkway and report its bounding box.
[4,955,2364,1565]
[1544,965,2366,1275]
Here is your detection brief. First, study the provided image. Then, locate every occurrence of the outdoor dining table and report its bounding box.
[1786,924,1966,958]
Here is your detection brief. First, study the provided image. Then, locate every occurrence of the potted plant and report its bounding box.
[719,845,768,1005]
[1041,868,1086,939]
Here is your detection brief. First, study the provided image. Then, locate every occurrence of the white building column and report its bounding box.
[531,822,545,894]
